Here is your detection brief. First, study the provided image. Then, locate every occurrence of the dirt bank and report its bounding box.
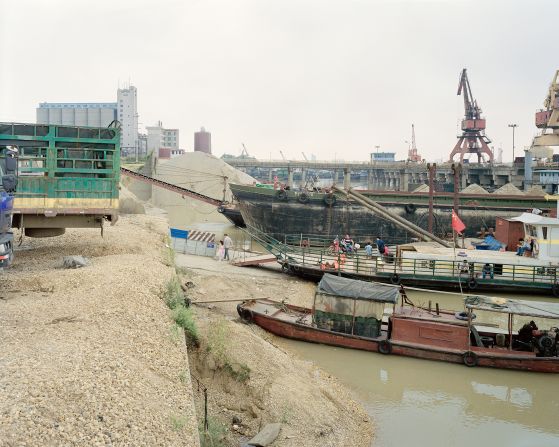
[0,214,200,446]
[177,253,374,446]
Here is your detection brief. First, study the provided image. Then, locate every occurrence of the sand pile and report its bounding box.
[151,152,255,227]
[119,184,146,214]
[494,183,523,195]
[462,183,489,194]
[525,185,547,196]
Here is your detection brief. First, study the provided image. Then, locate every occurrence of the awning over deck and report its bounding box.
[318,274,399,303]
[465,295,559,319]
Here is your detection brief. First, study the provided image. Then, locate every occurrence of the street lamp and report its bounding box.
[508,124,518,163]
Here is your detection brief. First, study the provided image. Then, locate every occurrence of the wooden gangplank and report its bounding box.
[232,254,278,267]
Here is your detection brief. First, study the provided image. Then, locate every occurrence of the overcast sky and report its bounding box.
[1,0,556,162]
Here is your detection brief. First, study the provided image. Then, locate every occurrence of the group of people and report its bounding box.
[333,235,389,259]
[216,233,233,261]
[516,236,536,257]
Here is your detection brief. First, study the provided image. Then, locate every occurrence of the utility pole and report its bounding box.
[427,163,436,234]
[508,124,518,163]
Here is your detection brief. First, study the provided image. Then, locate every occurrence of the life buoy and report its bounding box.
[298,192,310,204]
[467,278,478,290]
[463,351,478,367]
[277,190,288,201]
[552,283,559,297]
[378,340,392,355]
[324,194,337,206]
[217,205,225,213]
[404,204,417,214]
[390,273,401,285]
[455,311,476,321]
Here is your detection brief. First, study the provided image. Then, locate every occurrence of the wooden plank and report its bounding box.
[232,255,277,267]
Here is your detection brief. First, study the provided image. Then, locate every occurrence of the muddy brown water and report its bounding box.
[276,289,559,447]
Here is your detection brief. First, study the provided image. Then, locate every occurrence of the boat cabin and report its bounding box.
[313,274,398,338]
[510,212,559,261]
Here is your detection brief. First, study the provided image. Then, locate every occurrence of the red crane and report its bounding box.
[408,124,422,162]
[448,69,494,163]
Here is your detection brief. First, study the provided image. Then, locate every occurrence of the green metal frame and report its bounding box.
[0,122,120,202]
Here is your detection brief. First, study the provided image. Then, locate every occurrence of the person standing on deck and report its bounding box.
[223,233,233,261]
[376,237,386,258]
[365,241,373,259]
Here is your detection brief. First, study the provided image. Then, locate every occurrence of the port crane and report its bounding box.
[532,70,559,149]
[448,69,494,163]
[407,124,422,162]
[279,150,286,161]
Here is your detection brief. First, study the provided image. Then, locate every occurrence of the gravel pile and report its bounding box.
[0,215,200,446]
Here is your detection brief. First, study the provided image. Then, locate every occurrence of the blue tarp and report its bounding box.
[475,235,504,251]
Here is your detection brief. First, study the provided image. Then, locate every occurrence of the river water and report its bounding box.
[276,289,559,447]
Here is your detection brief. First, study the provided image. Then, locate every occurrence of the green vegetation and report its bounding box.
[170,414,189,431]
[161,255,198,346]
[164,276,184,309]
[172,306,199,346]
[199,417,226,447]
[162,235,176,267]
[207,321,250,383]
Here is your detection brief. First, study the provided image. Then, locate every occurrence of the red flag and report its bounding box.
[451,210,466,234]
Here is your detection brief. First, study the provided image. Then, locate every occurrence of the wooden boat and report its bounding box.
[237,274,559,373]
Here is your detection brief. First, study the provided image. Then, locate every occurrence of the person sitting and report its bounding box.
[516,238,527,256]
[482,263,493,279]
[341,234,354,253]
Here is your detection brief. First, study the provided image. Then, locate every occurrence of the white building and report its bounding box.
[146,121,180,154]
[36,85,140,157]
[117,86,138,157]
[36,102,117,127]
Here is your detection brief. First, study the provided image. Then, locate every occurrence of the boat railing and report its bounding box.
[281,245,558,288]
[282,233,413,248]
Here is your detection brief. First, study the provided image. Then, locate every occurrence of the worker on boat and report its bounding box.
[376,236,386,258]
[341,234,354,253]
[516,238,530,256]
[482,263,494,279]
[365,242,373,259]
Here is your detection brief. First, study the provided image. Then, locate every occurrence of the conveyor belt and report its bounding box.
[120,167,222,206]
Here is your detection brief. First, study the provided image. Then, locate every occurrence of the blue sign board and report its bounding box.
[170,228,189,239]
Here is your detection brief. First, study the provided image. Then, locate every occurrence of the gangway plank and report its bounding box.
[232,254,278,267]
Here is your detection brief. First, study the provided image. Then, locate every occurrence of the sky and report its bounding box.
[0,0,556,162]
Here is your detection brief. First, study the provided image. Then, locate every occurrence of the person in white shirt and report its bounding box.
[223,234,233,261]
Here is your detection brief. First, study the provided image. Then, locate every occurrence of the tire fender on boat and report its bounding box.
[217,205,225,213]
[237,305,254,324]
[390,273,401,285]
[298,192,310,204]
[463,351,478,367]
[455,311,476,321]
[552,283,559,297]
[378,340,392,355]
[324,194,337,206]
[467,278,478,290]
[281,262,291,274]
[277,190,288,201]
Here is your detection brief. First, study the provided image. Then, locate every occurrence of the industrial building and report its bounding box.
[36,85,139,158]
[194,127,211,154]
[117,86,139,157]
[146,121,180,159]
[36,102,117,127]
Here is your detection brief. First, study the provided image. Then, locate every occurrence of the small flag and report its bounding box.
[452,210,466,234]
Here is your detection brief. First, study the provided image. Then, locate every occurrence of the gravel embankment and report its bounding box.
[0,214,200,446]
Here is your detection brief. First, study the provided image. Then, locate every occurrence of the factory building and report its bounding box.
[194,127,211,154]
[36,102,117,127]
[117,86,139,157]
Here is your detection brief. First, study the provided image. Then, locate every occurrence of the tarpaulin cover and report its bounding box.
[317,274,398,303]
[465,295,559,319]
